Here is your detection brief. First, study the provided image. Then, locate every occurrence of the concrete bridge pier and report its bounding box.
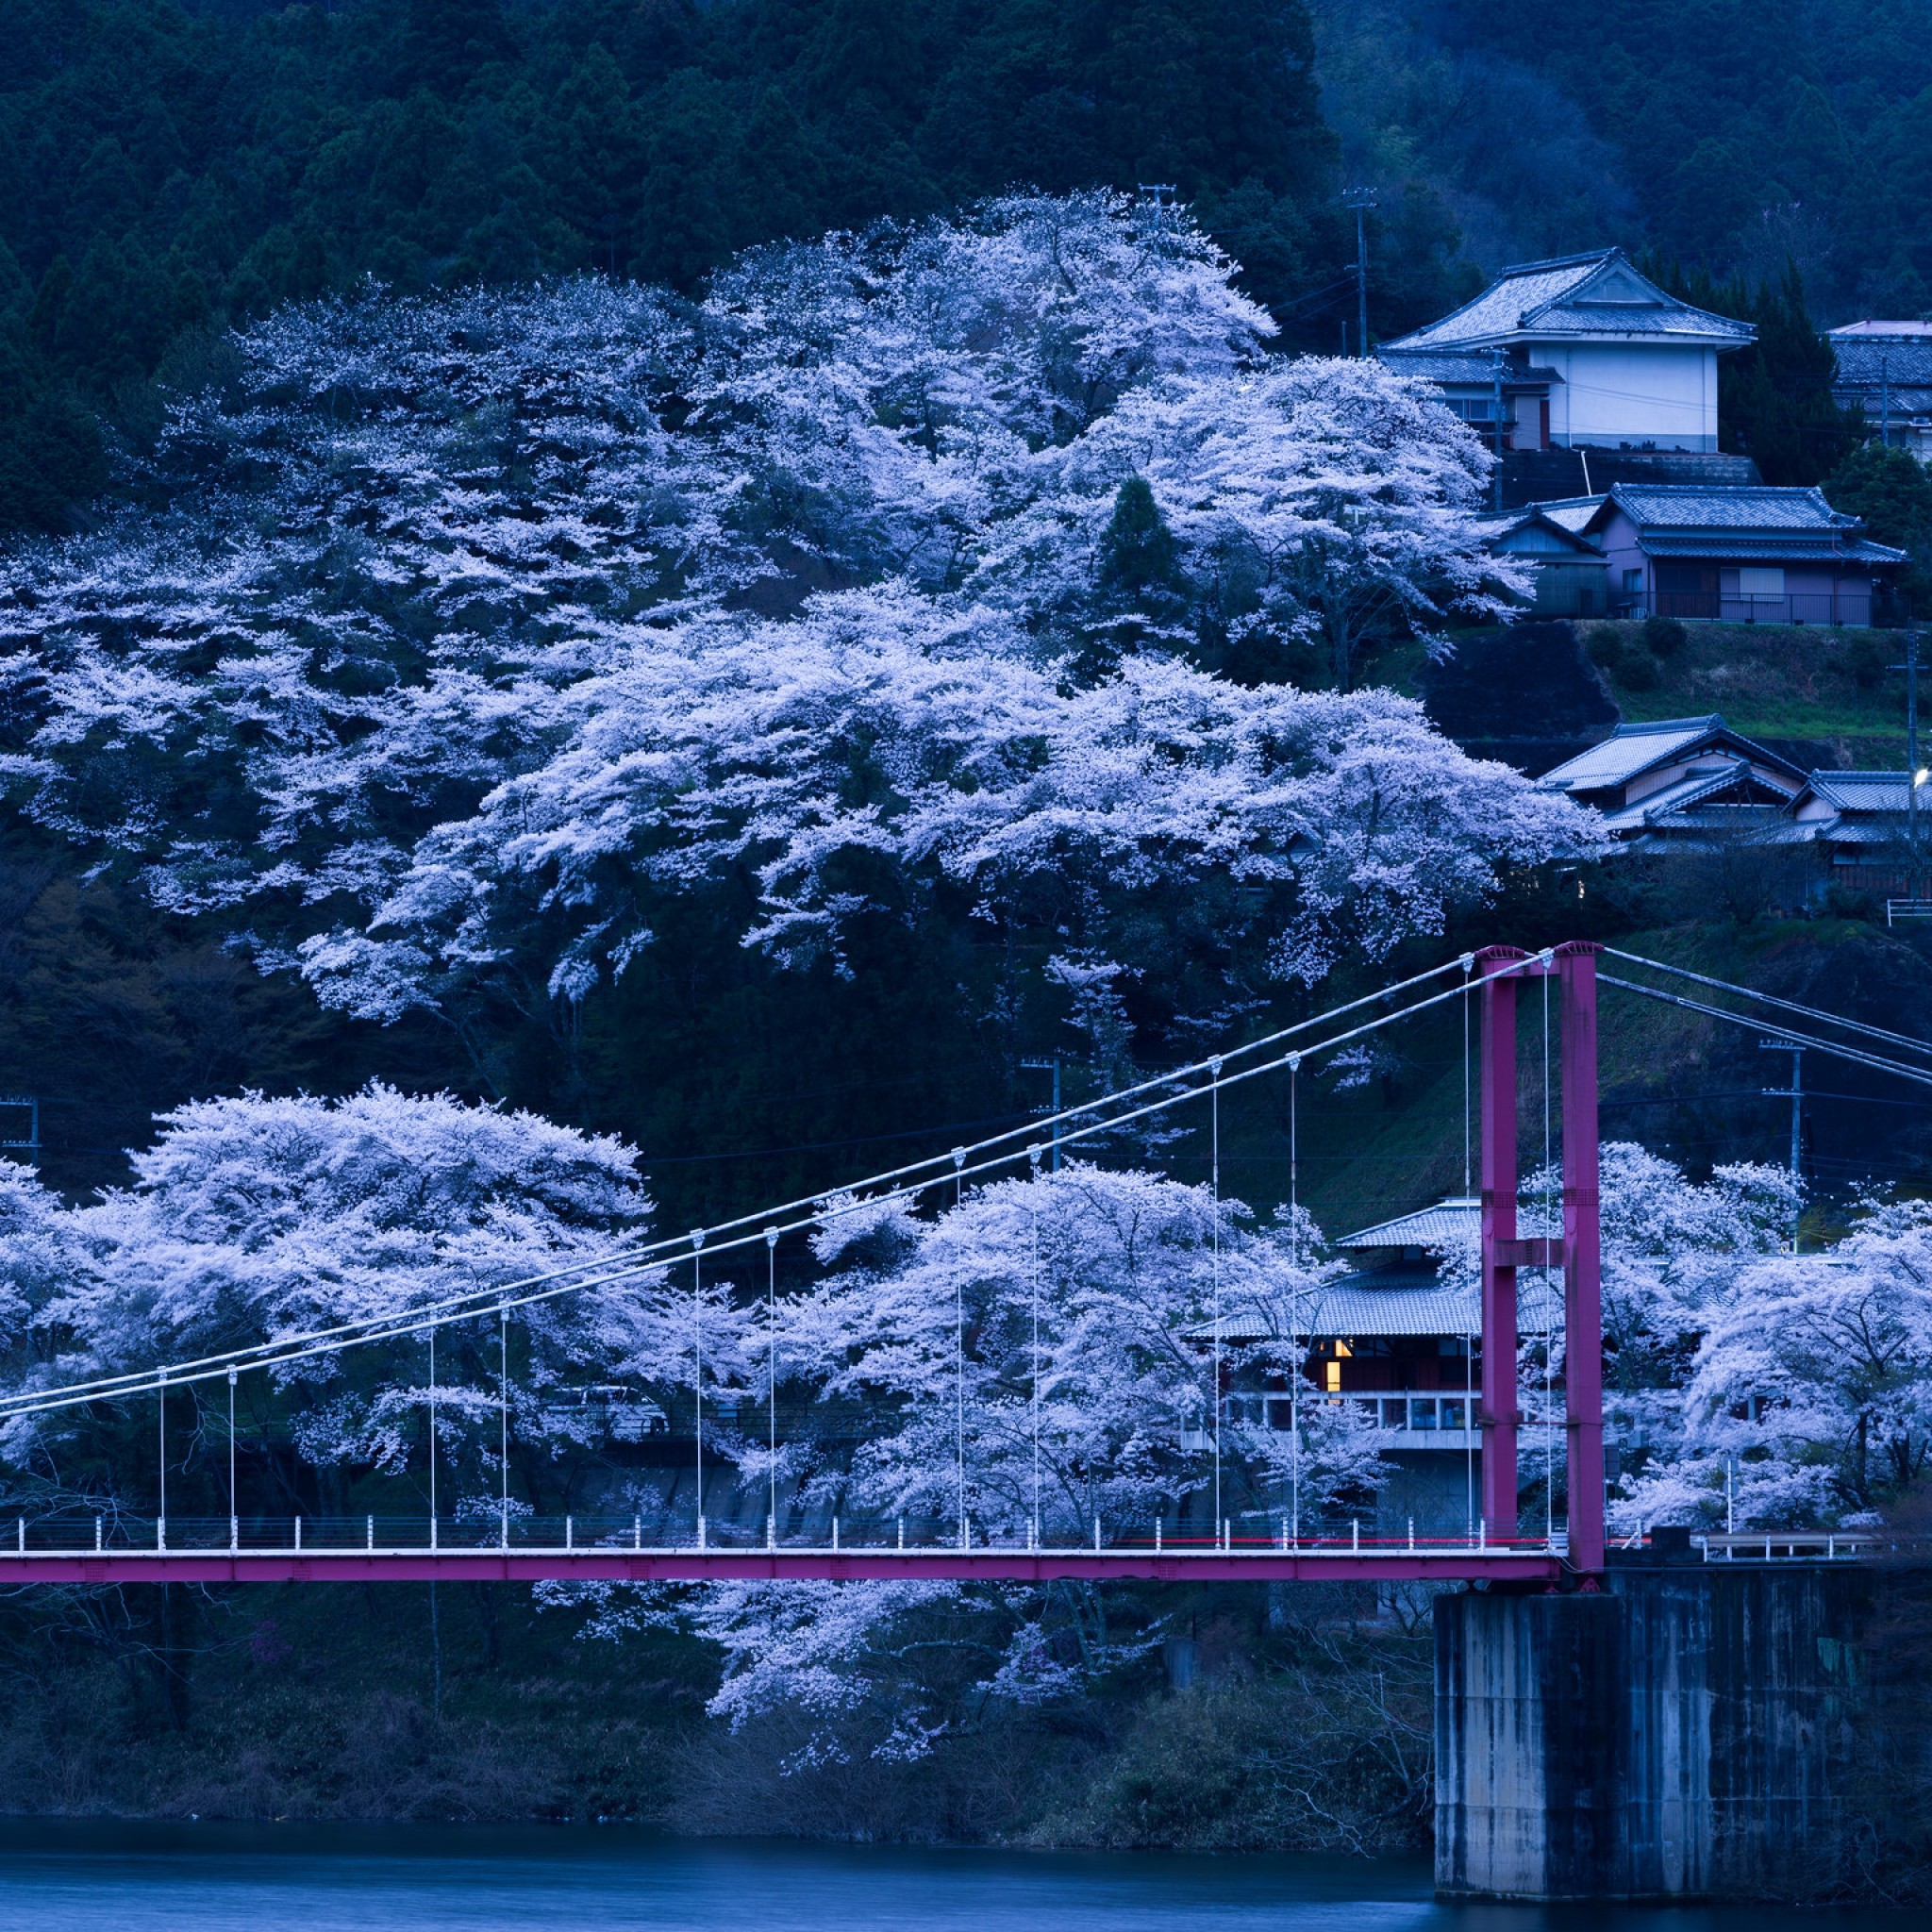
[1434,1547,1872,1900]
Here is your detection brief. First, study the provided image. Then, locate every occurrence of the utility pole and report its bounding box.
[1892,626,1923,892]
[1021,1058,1063,1171]
[0,1096,39,1170]
[1882,353,1892,449]
[1341,187,1375,358]
[1759,1040,1805,1250]
[1139,183,1176,236]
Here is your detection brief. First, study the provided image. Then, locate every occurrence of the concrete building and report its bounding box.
[1381,249,1755,453]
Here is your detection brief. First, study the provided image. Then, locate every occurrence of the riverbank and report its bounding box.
[0,1579,1430,1852]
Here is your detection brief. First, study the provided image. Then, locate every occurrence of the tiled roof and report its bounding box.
[1338,1197,1480,1252]
[1634,533,1907,563]
[1530,494,1607,533]
[1804,770,1921,813]
[1831,334,1932,391]
[1607,483,1857,529]
[1383,250,1754,353]
[1378,349,1561,387]
[1538,717,1726,791]
[1204,1271,1561,1342]
[1601,759,1797,832]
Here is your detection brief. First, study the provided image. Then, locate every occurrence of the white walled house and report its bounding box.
[1381,250,1754,452]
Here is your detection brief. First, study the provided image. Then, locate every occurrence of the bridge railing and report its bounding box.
[0,1510,1564,1559]
[1697,1530,1877,1563]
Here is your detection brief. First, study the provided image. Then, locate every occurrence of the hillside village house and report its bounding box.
[1540,715,1929,894]
[1537,715,1806,843]
[1547,483,1903,625]
[1786,769,1932,896]
[1829,320,1932,460]
[1380,249,1755,453]
[1209,1199,1559,1535]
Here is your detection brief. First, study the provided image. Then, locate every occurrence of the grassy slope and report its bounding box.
[1594,621,1912,766]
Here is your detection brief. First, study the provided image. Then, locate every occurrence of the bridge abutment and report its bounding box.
[1434,1555,1871,1899]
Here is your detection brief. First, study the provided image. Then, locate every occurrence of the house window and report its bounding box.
[1623,569,1642,593]
[1738,566,1786,596]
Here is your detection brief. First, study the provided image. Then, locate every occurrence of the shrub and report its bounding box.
[1641,615,1689,658]
[1584,624,1624,669]
[1618,648,1661,691]
[1841,634,1888,689]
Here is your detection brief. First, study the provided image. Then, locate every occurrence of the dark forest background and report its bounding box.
[8,0,1932,538]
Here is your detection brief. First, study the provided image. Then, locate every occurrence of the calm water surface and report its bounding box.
[0,1823,1904,1930]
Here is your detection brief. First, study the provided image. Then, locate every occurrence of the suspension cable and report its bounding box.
[1289,1051,1301,1547]
[1542,966,1554,1546]
[691,1230,706,1546]
[1461,952,1474,1195]
[1598,975,1932,1091]
[1028,1143,1042,1546]
[766,1226,779,1540]
[0,961,1478,1420]
[1607,949,1932,1060]
[1,968,1506,1424]
[498,1306,509,1550]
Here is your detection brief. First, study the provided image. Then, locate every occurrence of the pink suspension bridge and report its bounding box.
[1,941,1922,1591]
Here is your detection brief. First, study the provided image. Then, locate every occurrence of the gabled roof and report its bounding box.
[1537,716,1807,796]
[1583,484,1908,565]
[1338,1197,1479,1253]
[1603,483,1857,530]
[1531,494,1607,534]
[1796,770,1923,814]
[1490,507,1606,557]
[1601,758,1797,834]
[1383,250,1755,355]
[1827,328,1932,417]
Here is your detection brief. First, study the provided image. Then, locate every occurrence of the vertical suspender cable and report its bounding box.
[1028,1144,1042,1544]
[158,1371,166,1550]
[953,1148,966,1548]
[1462,954,1474,1196]
[691,1229,706,1546]
[499,1305,509,1549]
[1463,955,1476,1544]
[428,1325,438,1551]
[766,1227,779,1541]
[1542,965,1556,1547]
[1210,1058,1224,1541]
[227,1366,238,1552]
[1289,1052,1301,1547]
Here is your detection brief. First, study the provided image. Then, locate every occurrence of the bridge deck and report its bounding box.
[0,1546,1565,1585]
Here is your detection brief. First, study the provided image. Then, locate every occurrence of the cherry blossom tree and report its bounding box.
[0,193,1580,1059]
[0,1085,702,1513]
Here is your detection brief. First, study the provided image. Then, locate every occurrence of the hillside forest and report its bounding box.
[7,0,1932,532]
[0,0,1929,1870]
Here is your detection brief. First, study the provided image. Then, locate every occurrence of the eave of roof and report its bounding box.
[1336,1197,1480,1252]
[1382,249,1754,354]
[1539,716,1807,794]
[1634,534,1907,564]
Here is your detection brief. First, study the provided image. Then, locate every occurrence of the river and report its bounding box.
[0,1823,1904,1928]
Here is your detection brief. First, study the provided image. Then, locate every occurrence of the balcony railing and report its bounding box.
[1644,590,1860,625]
